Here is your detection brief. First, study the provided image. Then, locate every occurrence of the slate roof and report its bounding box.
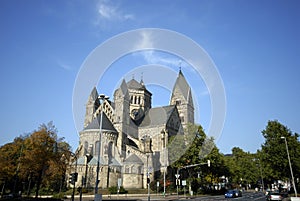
[124,154,143,164]
[127,79,144,90]
[139,105,176,127]
[84,112,117,133]
[90,87,99,100]
[127,79,152,95]
[171,70,191,101]
[74,156,121,166]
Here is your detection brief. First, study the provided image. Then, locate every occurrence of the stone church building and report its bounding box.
[72,70,194,189]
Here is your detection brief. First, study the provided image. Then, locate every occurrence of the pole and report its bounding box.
[163,131,167,197]
[282,137,297,197]
[177,169,179,199]
[258,160,264,191]
[84,155,89,188]
[106,162,110,188]
[95,95,105,201]
[147,154,150,201]
[163,167,166,197]
[71,155,78,201]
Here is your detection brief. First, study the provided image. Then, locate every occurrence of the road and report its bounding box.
[177,191,266,201]
[76,191,270,201]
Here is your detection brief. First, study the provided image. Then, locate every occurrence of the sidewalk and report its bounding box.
[66,193,189,201]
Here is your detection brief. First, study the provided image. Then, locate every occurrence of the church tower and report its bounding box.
[127,78,152,123]
[84,87,100,128]
[170,70,194,127]
[113,80,131,156]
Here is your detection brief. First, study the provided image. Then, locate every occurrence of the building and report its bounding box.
[71,70,194,189]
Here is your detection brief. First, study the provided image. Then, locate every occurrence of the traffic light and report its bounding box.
[69,173,74,184]
[73,172,78,182]
[69,173,78,185]
[147,178,150,184]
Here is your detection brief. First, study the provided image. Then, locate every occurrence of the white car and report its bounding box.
[266,192,283,201]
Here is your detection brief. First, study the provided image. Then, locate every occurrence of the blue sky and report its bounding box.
[0,0,299,154]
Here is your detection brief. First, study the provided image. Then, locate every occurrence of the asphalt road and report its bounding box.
[75,191,271,201]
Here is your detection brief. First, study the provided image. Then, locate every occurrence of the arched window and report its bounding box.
[95,141,100,156]
[84,141,88,155]
[125,166,130,173]
[107,141,113,164]
[138,96,141,104]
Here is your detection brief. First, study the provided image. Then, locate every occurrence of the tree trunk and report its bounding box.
[35,169,43,198]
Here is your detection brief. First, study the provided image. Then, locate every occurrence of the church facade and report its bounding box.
[71,70,194,189]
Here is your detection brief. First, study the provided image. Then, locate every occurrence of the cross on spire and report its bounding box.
[179,60,182,72]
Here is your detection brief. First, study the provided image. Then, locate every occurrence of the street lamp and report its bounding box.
[281,136,297,197]
[95,94,109,201]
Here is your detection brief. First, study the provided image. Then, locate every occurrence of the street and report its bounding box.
[72,191,270,201]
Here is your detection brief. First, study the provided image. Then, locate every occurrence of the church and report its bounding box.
[71,70,194,189]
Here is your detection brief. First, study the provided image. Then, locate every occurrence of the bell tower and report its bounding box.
[113,79,130,156]
[126,78,152,123]
[170,70,194,127]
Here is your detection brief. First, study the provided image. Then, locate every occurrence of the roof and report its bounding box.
[127,79,144,90]
[126,79,152,95]
[84,112,117,133]
[75,156,121,166]
[124,154,143,164]
[171,70,191,101]
[89,87,99,101]
[139,105,176,127]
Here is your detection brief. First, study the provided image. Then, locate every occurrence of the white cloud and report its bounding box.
[57,60,72,71]
[136,50,186,70]
[97,1,134,21]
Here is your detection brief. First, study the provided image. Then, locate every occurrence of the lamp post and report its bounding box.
[281,136,297,197]
[95,94,109,201]
[147,154,150,201]
[71,154,78,201]
[258,159,265,191]
[161,129,167,197]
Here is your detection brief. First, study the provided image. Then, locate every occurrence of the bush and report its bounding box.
[108,186,127,194]
[52,192,66,199]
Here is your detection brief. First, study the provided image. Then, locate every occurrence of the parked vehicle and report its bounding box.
[266,192,283,201]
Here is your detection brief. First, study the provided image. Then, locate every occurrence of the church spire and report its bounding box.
[170,69,194,126]
[140,72,144,86]
[179,60,182,73]
[84,87,100,128]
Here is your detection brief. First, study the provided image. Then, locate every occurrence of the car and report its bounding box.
[225,189,242,198]
[266,192,283,201]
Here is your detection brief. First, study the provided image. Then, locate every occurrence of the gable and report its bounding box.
[139,105,176,127]
[124,154,143,164]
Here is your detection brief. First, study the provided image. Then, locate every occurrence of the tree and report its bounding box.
[169,124,229,193]
[224,147,260,189]
[0,122,72,197]
[260,120,300,191]
[0,136,25,195]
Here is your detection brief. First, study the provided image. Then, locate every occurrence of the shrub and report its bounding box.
[108,186,127,194]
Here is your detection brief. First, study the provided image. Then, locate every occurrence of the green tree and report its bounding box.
[260,120,300,191]
[169,124,229,193]
[225,147,260,189]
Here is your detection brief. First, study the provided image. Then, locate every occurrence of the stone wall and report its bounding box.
[122,173,143,189]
